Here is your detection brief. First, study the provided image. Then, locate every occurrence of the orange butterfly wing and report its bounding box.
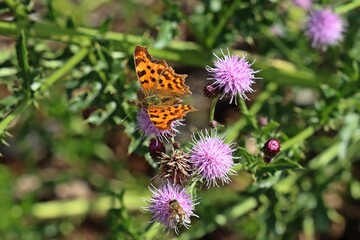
[134,45,168,96]
[157,67,191,97]
[147,105,195,130]
[134,46,191,97]
[134,45,196,130]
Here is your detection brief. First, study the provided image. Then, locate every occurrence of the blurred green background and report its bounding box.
[0,0,360,239]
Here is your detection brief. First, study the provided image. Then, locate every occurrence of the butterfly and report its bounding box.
[134,45,196,130]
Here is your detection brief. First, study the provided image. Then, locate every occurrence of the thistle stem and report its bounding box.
[225,83,278,142]
[0,48,89,133]
[209,97,219,123]
[335,0,360,14]
[0,20,339,88]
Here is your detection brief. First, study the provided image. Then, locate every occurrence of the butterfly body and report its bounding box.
[134,46,196,130]
[140,95,181,108]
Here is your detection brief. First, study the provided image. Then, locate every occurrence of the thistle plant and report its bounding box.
[293,0,313,10]
[305,8,345,50]
[0,1,359,239]
[189,130,237,188]
[205,49,259,103]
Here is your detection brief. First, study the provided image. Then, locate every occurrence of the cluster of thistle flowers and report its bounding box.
[136,48,281,234]
[292,0,346,50]
[137,118,238,233]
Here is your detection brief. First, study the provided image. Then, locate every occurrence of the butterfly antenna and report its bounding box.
[121,109,138,123]
[108,91,140,104]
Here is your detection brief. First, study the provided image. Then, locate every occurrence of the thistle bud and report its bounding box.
[173,141,181,150]
[149,138,166,160]
[209,120,218,129]
[262,138,281,163]
[203,83,220,99]
[258,117,268,127]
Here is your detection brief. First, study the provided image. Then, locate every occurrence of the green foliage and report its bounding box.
[0,0,360,239]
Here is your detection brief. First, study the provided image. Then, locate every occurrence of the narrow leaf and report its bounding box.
[16,30,32,97]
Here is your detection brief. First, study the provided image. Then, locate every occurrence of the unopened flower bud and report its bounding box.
[203,83,220,99]
[258,117,268,127]
[173,141,181,150]
[262,138,281,163]
[149,138,165,160]
[209,120,218,129]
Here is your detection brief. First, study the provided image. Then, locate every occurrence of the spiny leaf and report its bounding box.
[16,30,32,98]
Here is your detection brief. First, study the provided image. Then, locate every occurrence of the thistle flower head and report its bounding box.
[306,8,345,50]
[262,138,281,163]
[293,0,312,10]
[159,148,193,186]
[147,183,197,234]
[136,108,182,141]
[206,49,259,104]
[189,130,237,187]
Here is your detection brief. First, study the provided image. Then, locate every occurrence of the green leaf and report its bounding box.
[339,113,359,160]
[16,30,32,98]
[153,20,178,49]
[261,121,280,135]
[256,157,303,175]
[86,101,117,126]
[99,18,112,35]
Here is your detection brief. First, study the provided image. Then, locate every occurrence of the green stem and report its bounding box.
[0,20,339,89]
[281,126,316,151]
[31,192,144,219]
[35,48,89,96]
[225,83,278,142]
[308,142,340,170]
[209,97,219,122]
[206,0,240,48]
[335,0,360,14]
[238,96,258,130]
[222,197,257,221]
[189,178,200,201]
[0,100,31,133]
[4,0,28,20]
[259,26,302,66]
[0,48,89,133]
[143,221,159,239]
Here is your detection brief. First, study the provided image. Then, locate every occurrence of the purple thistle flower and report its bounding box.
[136,108,182,141]
[189,130,237,187]
[293,0,312,10]
[306,8,345,50]
[206,49,259,104]
[147,183,197,234]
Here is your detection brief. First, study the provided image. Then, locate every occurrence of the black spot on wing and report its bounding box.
[137,70,146,78]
